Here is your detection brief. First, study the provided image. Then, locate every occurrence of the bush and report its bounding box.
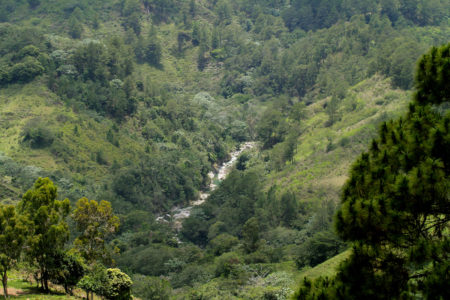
[21,119,55,148]
[132,275,172,300]
[103,268,133,300]
[209,233,239,256]
[215,252,241,278]
[9,57,44,83]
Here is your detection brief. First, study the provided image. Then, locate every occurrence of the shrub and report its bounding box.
[21,119,55,148]
[132,275,172,300]
[103,268,133,300]
[9,57,44,83]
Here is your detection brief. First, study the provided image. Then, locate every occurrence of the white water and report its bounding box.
[156,142,256,229]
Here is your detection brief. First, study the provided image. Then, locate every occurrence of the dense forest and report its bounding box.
[0,0,448,299]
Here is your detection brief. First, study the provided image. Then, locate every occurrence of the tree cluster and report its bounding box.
[0,178,131,299]
[295,42,449,300]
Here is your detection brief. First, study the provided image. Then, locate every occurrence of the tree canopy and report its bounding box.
[295,42,450,300]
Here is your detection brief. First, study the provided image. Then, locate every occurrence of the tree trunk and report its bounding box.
[42,271,49,293]
[2,271,8,300]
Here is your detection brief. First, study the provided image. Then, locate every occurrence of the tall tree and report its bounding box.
[73,198,120,265]
[0,205,29,299]
[295,43,450,300]
[18,178,70,292]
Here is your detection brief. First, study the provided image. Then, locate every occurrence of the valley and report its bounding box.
[0,0,448,299]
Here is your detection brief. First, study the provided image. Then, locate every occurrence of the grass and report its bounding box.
[264,75,410,205]
[2,271,81,299]
[297,250,351,280]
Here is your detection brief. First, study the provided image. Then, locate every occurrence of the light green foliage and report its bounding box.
[132,274,172,300]
[209,233,239,256]
[0,205,28,298]
[77,263,108,298]
[73,198,120,264]
[18,177,70,292]
[103,268,133,300]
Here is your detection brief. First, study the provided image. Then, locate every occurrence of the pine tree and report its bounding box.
[295,43,450,300]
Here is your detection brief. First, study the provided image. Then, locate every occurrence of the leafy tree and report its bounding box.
[295,230,345,269]
[279,191,298,226]
[21,119,55,148]
[9,56,44,83]
[132,274,172,300]
[68,15,83,39]
[325,96,340,127]
[209,233,239,256]
[78,263,107,300]
[73,198,120,264]
[49,250,85,295]
[103,268,133,300]
[0,205,29,299]
[72,42,108,82]
[189,0,196,17]
[18,177,70,292]
[242,217,260,253]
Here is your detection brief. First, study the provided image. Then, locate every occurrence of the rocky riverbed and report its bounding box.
[156,142,256,229]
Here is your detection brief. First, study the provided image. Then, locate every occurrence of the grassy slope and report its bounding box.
[0,80,146,198]
[265,75,410,205]
[4,271,80,299]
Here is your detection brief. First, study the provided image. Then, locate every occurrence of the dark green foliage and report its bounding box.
[21,119,55,148]
[236,153,250,171]
[181,212,210,247]
[28,0,41,9]
[52,40,138,119]
[9,56,44,83]
[132,275,172,300]
[68,14,83,39]
[135,35,162,67]
[242,217,260,253]
[209,233,239,256]
[282,0,449,31]
[78,263,108,299]
[415,43,450,105]
[295,230,345,269]
[1,2,449,297]
[49,251,85,295]
[279,191,298,226]
[257,109,287,149]
[297,43,450,299]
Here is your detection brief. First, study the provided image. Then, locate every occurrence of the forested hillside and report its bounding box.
[0,0,448,299]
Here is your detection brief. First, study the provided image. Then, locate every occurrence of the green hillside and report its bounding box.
[0,0,448,299]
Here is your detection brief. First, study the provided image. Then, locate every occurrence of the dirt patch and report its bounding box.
[0,287,26,296]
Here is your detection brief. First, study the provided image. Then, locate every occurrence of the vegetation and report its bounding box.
[0,0,448,299]
[294,42,449,300]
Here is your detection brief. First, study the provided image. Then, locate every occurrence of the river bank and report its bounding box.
[156,142,256,229]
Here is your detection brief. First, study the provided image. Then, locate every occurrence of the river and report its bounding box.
[156,142,256,229]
